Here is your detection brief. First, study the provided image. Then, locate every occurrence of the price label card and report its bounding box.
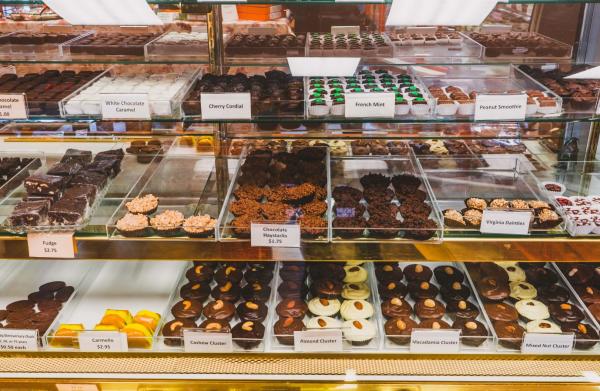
[474,94,527,121]
[56,385,99,391]
[345,92,395,118]
[200,93,251,120]
[0,94,28,119]
[0,329,38,351]
[78,331,128,352]
[101,94,151,120]
[410,329,461,353]
[251,223,301,248]
[480,209,532,235]
[27,232,76,258]
[331,26,360,35]
[183,329,233,353]
[294,329,343,352]
[522,332,574,354]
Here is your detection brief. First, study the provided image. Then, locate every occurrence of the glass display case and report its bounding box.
[0,0,598,390]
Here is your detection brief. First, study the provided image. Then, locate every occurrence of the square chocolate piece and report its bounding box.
[47,162,83,177]
[69,170,107,190]
[48,198,87,225]
[8,199,50,227]
[24,174,65,196]
[63,184,97,206]
[61,149,92,165]
[85,158,120,178]
[95,148,124,162]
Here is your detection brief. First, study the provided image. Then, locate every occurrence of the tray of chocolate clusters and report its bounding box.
[409,139,489,170]
[182,70,304,120]
[465,262,600,353]
[0,31,89,59]
[0,69,103,116]
[555,263,600,333]
[0,147,129,234]
[306,68,434,119]
[61,31,161,59]
[225,34,306,60]
[330,154,442,242]
[306,32,392,58]
[218,145,330,242]
[48,261,185,351]
[144,32,209,61]
[270,261,380,351]
[414,64,563,118]
[422,156,564,235]
[387,31,483,62]
[61,66,201,119]
[518,64,600,114]
[108,154,218,239]
[468,32,573,60]
[375,262,493,352]
[0,260,93,349]
[158,261,276,352]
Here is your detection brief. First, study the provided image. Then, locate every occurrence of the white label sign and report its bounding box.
[0,94,27,119]
[183,330,233,352]
[250,223,301,248]
[480,209,532,235]
[331,26,360,35]
[522,333,574,354]
[200,93,251,120]
[101,94,150,120]
[56,385,99,391]
[27,232,76,258]
[410,329,461,353]
[345,92,395,118]
[287,57,360,77]
[78,331,128,352]
[0,329,38,351]
[294,329,343,352]
[474,94,527,121]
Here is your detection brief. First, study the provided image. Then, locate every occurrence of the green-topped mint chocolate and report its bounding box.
[330,88,344,94]
[395,97,407,104]
[372,87,385,92]
[312,88,328,94]
[311,98,326,105]
[408,86,419,91]
[349,88,364,93]
[387,87,400,92]
[331,92,344,99]
[333,97,345,105]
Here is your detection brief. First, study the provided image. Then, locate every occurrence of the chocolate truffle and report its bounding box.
[385,317,418,345]
[276,298,308,318]
[202,300,235,321]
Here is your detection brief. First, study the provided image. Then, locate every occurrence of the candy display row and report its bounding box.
[0,64,568,120]
[553,195,600,237]
[0,146,588,240]
[0,260,593,353]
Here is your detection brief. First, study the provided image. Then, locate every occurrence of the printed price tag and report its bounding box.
[200,93,251,120]
[101,93,151,120]
[27,232,76,258]
[345,92,395,118]
[56,385,99,391]
[410,329,461,353]
[251,223,301,248]
[480,209,532,235]
[294,329,343,352]
[331,26,360,35]
[183,329,233,352]
[0,94,27,119]
[474,94,527,121]
[522,332,574,354]
[0,329,38,351]
[287,57,360,77]
[78,331,128,352]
